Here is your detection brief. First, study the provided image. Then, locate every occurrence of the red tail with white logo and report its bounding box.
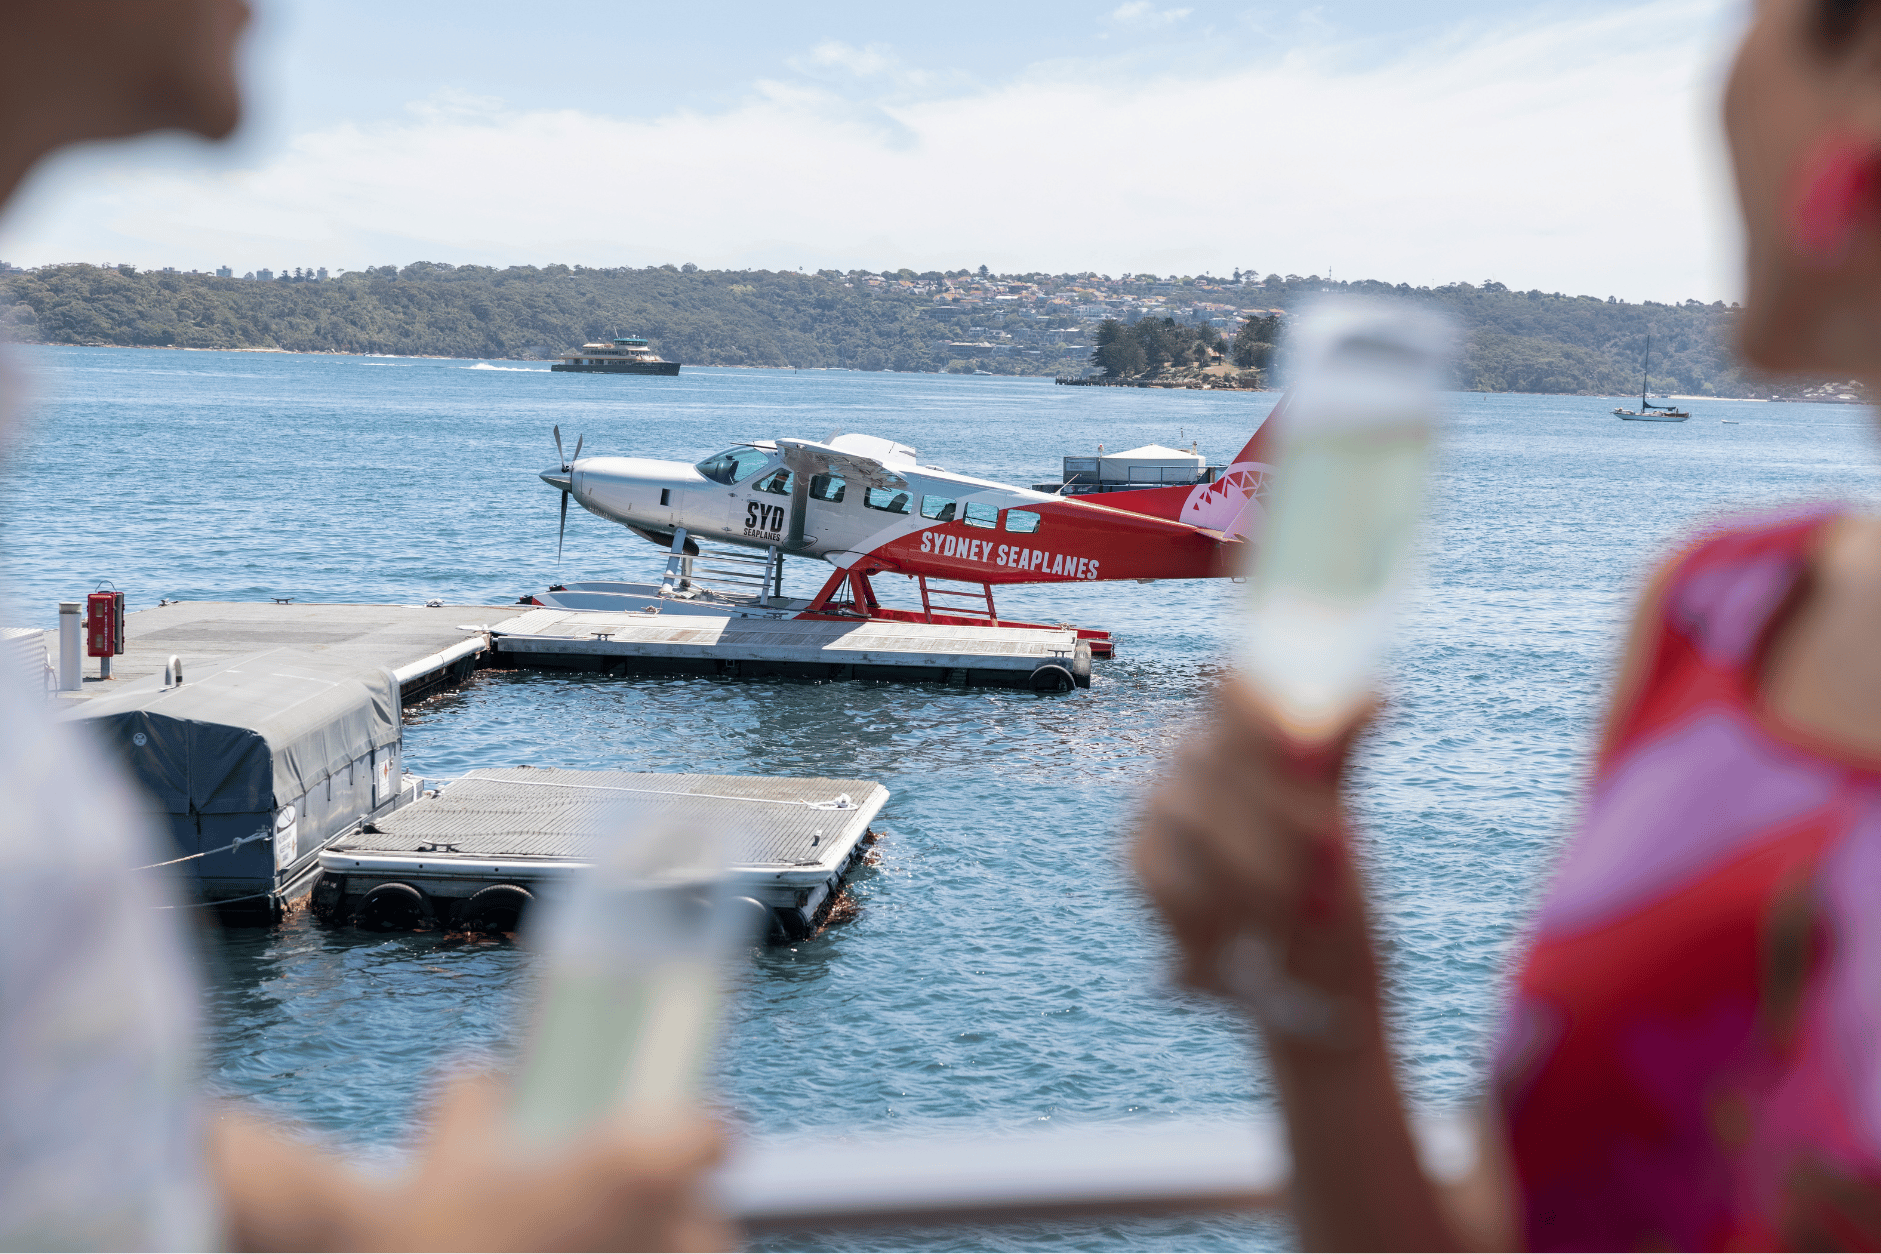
[1075,397,1282,542]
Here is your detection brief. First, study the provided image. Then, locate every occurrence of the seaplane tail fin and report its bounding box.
[1087,395,1283,541]
[1227,394,1283,469]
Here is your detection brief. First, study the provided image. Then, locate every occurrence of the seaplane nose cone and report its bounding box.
[540,468,572,491]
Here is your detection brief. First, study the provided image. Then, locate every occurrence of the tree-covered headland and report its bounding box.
[0,262,1850,398]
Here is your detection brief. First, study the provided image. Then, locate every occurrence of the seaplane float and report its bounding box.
[531,414,1279,657]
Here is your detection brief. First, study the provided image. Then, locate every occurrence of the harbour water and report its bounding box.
[6,346,1881,1251]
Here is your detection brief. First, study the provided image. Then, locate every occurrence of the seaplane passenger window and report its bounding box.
[964,501,997,529]
[864,487,911,514]
[810,473,846,503]
[920,495,957,522]
[695,446,772,485]
[754,468,791,495]
[1004,509,1041,534]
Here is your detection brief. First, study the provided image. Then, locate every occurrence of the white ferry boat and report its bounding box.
[551,336,680,375]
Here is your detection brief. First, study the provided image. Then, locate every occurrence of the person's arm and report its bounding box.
[1132,562,1678,1250]
[207,1074,730,1252]
[1134,681,1460,1249]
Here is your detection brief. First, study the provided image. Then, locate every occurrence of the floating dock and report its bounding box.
[315,766,888,940]
[525,576,1115,659]
[44,597,1093,700]
[45,599,497,705]
[32,595,1082,925]
[487,607,1091,690]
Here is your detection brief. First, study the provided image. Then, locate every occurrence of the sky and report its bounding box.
[0,0,1750,302]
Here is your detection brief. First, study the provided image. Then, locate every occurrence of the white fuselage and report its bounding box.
[547,445,1058,570]
[539,430,1248,586]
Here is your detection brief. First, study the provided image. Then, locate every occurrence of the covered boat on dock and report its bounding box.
[69,647,418,919]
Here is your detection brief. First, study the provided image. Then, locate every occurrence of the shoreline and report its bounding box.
[7,342,1868,403]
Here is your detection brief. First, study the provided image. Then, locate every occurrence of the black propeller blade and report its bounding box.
[552,429,584,562]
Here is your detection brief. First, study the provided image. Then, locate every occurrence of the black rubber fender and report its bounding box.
[1030,663,1076,693]
[455,883,533,933]
[355,881,432,931]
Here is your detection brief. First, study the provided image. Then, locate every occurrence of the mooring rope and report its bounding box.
[151,888,278,910]
[134,829,270,870]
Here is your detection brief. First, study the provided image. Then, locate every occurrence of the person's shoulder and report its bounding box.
[1642,503,1844,674]
[1662,503,1844,584]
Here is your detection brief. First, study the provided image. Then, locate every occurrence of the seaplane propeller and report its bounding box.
[550,424,583,560]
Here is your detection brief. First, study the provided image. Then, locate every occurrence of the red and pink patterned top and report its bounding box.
[1495,507,1881,1251]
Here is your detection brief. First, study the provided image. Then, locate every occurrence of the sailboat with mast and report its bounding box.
[1613,335,1691,421]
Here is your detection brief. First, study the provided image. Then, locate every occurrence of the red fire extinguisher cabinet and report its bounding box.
[85,591,124,658]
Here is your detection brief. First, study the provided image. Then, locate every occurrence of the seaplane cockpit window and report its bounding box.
[754,468,791,496]
[864,487,911,514]
[695,446,771,485]
[920,495,957,523]
[1004,509,1041,534]
[810,473,847,503]
[964,501,998,529]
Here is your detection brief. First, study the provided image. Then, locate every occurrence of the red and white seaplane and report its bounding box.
[530,414,1277,655]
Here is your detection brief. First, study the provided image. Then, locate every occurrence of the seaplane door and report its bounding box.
[738,467,792,546]
[803,472,848,549]
[661,486,686,527]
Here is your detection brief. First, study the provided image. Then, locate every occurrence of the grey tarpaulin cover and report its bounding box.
[70,647,399,815]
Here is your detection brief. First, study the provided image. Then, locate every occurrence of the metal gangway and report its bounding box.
[658,528,785,605]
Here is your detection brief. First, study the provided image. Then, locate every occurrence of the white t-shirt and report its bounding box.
[0,359,215,1250]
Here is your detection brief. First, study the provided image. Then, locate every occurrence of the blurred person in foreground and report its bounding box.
[1136,0,1881,1248]
[0,3,726,1249]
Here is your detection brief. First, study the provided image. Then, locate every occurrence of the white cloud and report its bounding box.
[797,40,899,77]
[1110,2,1193,28]
[0,0,1741,301]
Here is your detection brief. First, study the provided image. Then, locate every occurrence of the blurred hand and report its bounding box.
[1132,680,1381,1037]
[380,1074,731,1252]
[213,1076,731,1252]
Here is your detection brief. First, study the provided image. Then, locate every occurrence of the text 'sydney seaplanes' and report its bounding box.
[535,410,1280,651]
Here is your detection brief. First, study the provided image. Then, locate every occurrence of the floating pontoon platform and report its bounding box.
[46,599,500,704]
[524,576,1115,659]
[487,607,1092,690]
[45,597,1093,700]
[315,766,888,939]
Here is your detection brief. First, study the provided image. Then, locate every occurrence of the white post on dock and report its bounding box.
[57,602,80,691]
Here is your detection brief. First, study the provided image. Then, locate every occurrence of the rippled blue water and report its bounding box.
[6,345,1880,1251]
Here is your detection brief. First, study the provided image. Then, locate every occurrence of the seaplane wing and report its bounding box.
[776,438,909,491]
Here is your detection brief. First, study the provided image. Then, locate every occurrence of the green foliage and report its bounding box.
[0,263,985,372]
[1090,319,1144,377]
[1091,315,1218,378]
[0,264,1821,396]
[1232,314,1280,368]
[1262,279,1754,396]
